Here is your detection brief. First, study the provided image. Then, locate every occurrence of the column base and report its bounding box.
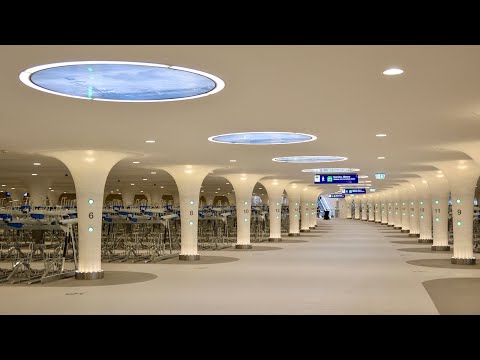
[300,229,310,233]
[288,233,300,237]
[400,229,410,233]
[431,245,450,251]
[451,258,476,265]
[418,239,433,244]
[408,233,420,238]
[388,224,395,227]
[368,220,375,222]
[375,221,382,223]
[235,244,252,249]
[179,254,200,261]
[362,219,368,221]
[268,238,282,242]
[75,270,104,280]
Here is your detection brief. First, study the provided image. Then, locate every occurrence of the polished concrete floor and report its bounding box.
[1,219,479,314]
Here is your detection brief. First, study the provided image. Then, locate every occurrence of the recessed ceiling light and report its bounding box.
[11,187,15,190]
[375,134,387,137]
[217,188,221,190]
[116,189,119,191]
[160,186,164,189]
[383,68,404,76]
[201,190,204,192]
[377,156,386,160]
[142,178,148,181]
[1,185,5,187]
[31,173,37,176]
[140,190,144,193]
[273,156,348,163]
[151,171,157,175]
[132,161,140,164]
[226,182,230,185]
[145,140,156,143]
[50,189,54,192]
[19,61,225,102]
[33,162,41,166]
[229,160,237,163]
[208,132,317,145]
[215,192,218,194]
[259,187,263,190]
[302,168,359,173]
[130,183,135,186]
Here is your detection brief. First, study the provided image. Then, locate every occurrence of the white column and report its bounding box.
[345,196,353,219]
[368,194,375,222]
[433,160,480,264]
[399,186,410,233]
[380,192,388,224]
[286,183,302,235]
[338,198,347,219]
[47,189,60,206]
[406,183,420,237]
[45,150,130,279]
[361,194,368,221]
[121,187,136,207]
[9,189,25,204]
[386,191,395,226]
[393,188,402,229]
[162,165,217,260]
[300,186,311,231]
[410,177,433,243]
[225,173,265,249]
[309,189,320,228]
[261,179,290,241]
[373,193,380,223]
[354,195,361,220]
[151,189,164,206]
[27,178,50,207]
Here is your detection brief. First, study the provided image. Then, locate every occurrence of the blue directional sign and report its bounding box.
[329,194,345,198]
[314,173,358,184]
[342,188,366,194]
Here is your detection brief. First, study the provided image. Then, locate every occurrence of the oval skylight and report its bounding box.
[208,132,316,145]
[302,168,359,173]
[272,156,347,163]
[19,61,224,102]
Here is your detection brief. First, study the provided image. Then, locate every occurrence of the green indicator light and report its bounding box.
[457,221,462,226]
[456,199,461,204]
[435,200,439,204]
[88,227,94,232]
[88,199,94,205]
[88,67,93,72]
[435,217,440,222]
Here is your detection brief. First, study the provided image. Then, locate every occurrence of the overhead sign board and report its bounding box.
[314,173,358,184]
[342,188,366,194]
[375,173,386,180]
[329,194,345,198]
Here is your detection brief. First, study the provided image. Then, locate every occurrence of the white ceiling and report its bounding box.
[1,45,480,194]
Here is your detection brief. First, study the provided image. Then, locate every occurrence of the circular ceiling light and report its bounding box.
[272,156,347,163]
[19,61,225,102]
[208,132,316,145]
[383,68,404,76]
[302,168,359,173]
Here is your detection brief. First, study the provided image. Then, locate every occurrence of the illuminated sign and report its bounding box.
[329,194,346,198]
[375,173,386,180]
[342,188,366,194]
[315,174,358,184]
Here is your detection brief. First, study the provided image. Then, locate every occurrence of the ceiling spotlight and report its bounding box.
[142,178,148,181]
[132,161,140,164]
[130,183,135,186]
[160,186,164,189]
[151,171,157,174]
[140,190,144,193]
[377,156,386,160]
[383,68,404,76]
[145,140,156,143]
[33,162,41,166]
[229,160,237,162]
[31,173,38,176]
[375,134,387,137]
